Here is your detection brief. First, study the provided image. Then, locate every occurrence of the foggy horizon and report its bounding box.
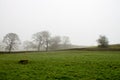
[0,0,120,46]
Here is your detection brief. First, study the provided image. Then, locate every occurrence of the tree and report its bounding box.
[49,36,61,50]
[32,32,43,51]
[32,31,51,51]
[41,31,51,51]
[23,41,36,51]
[97,35,109,48]
[61,36,71,49]
[3,33,20,52]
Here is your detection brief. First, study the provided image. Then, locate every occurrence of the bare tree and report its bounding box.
[32,32,43,51]
[3,33,20,52]
[41,31,50,51]
[23,41,36,51]
[97,35,109,48]
[61,36,71,49]
[49,36,61,50]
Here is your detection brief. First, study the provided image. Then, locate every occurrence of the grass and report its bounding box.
[0,51,120,80]
[109,44,120,49]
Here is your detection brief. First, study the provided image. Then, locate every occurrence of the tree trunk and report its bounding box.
[9,44,12,53]
[38,42,41,51]
[46,41,48,52]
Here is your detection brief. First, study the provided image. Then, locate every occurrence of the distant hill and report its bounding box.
[109,44,120,48]
[66,44,120,51]
[70,44,87,48]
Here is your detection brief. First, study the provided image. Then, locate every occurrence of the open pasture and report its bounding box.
[0,51,120,80]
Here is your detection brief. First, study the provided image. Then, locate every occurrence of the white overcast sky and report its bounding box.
[0,0,120,46]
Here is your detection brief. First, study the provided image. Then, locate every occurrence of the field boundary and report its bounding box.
[68,48,120,51]
[0,48,120,54]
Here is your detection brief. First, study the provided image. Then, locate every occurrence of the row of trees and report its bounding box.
[0,31,109,52]
[1,31,71,52]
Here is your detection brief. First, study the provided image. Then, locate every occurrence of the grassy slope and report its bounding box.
[0,51,120,80]
[109,44,120,49]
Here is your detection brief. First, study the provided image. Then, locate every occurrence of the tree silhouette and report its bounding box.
[3,33,20,52]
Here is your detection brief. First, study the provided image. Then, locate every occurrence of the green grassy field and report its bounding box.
[0,51,120,80]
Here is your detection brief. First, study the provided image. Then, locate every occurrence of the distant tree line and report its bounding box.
[0,31,110,52]
[0,31,71,52]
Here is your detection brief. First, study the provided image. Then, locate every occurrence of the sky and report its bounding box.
[0,0,120,46]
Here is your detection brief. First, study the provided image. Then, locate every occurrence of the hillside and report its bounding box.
[109,44,120,48]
